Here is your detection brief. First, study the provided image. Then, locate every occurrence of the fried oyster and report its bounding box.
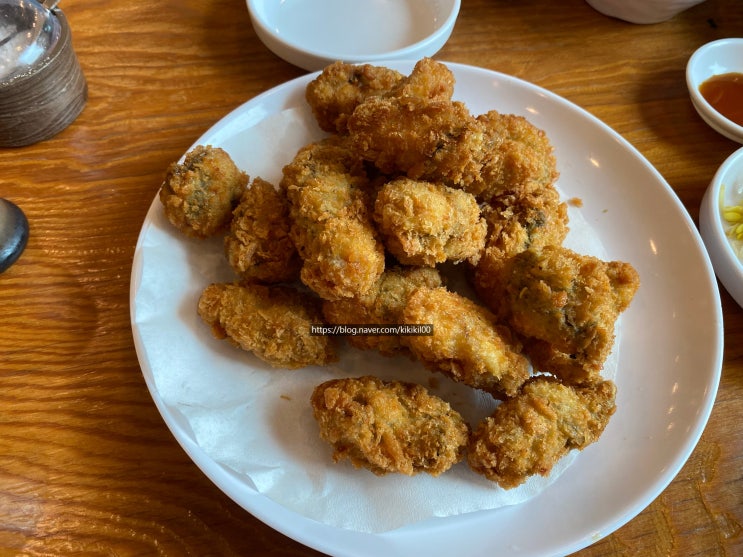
[478,245,639,384]
[311,375,469,476]
[348,100,558,203]
[281,136,385,301]
[224,177,301,283]
[305,61,405,134]
[198,282,337,369]
[468,376,617,489]
[159,145,248,238]
[373,178,487,267]
[402,286,530,398]
[322,265,443,356]
[305,57,455,135]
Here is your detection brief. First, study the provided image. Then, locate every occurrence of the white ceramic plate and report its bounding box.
[131,62,723,556]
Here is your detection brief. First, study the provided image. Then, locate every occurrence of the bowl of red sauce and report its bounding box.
[687,38,743,143]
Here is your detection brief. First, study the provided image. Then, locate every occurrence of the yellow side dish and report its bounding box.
[723,205,743,240]
[721,184,743,260]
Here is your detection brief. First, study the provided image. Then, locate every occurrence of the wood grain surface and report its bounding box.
[1,0,741,555]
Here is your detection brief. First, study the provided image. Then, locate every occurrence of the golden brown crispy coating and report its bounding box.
[480,246,639,384]
[159,145,248,238]
[373,178,487,266]
[305,58,455,135]
[472,184,569,290]
[348,97,557,203]
[311,375,469,476]
[386,57,456,101]
[480,184,569,261]
[468,376,616,489]
[348,95,484,185]
[224,177,301,283]
[197,282,337,369]
[281,136,385,300]
[306,61,405,134]
[474,110,559,202]
[402,286,530,398]
[322,266,443,356]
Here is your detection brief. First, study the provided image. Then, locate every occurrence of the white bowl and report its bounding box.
[699,146,743,308]
[585,0,705,24]
[246,0,460,72]
[686,38,743,144]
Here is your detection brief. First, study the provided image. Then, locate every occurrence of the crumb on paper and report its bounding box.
[568,197,583,208]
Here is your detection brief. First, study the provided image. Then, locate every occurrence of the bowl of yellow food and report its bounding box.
[700,146,743,308]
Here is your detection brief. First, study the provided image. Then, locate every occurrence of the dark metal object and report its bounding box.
[0,198,29,272]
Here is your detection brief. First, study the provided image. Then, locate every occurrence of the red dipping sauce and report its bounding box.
[699,72,743,127]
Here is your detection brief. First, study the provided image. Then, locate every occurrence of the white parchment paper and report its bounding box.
[132,107,616,533]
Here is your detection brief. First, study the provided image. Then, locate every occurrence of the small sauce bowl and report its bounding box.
[699,146,743,308]
[585,0,705,24]
[246,0,460,72]
[686,38,743,144]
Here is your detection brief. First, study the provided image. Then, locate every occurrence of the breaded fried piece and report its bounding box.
[474,111,559,202]
[305,58,455,135]
[322,266,443,356]
[480,184,569,260]
[402,286,530,398]
[468,376,616,489]
[197,282,337,369]
[349,95,484,186]
[159,145,248,238]
[481,246,640,384]
[373,178,487,266]
[311,375,469,476]
[224,177,301,283]
[472,184,569,285]
[281,136,385,300]
[386,57,456,101]
[306,61,405,134]
[348,97,558,202]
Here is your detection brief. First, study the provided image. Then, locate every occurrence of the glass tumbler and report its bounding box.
[0,0,87,147]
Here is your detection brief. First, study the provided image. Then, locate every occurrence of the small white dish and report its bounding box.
[686,38,743,143]
[246,0,460,72]
[700,146,743,308]
[585,0,705,24]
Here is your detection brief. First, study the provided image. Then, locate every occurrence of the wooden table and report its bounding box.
[1,0,741,555]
